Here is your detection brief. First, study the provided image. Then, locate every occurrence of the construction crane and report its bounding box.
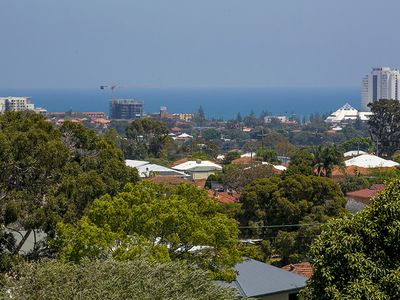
[100,83,155,101]
[100,84,121,102]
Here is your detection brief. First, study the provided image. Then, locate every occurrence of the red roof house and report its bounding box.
[346,184,385,204]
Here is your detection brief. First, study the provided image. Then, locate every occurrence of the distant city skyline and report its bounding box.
[1,0,400,89]
[361,67,400,111]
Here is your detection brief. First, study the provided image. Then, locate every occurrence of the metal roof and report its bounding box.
[125,159,150,168]
[172,160,222,172]
[224,259,307,297]
[136,164,189,178]
[344,154,399,168]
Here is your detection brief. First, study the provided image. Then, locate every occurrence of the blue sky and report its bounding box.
[1,0,400,88]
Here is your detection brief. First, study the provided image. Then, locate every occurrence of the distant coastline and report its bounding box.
[0,86,360,119]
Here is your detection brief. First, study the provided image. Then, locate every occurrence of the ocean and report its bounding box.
[0,87,360,120]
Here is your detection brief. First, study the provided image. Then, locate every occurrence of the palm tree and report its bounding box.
[312,145,343,177]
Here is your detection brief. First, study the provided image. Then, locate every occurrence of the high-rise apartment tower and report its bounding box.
[109,99,144,119]
[361,67,400,111]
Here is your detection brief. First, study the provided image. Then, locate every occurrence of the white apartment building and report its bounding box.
[361,67,400,111]
[0,98,6,112]
[0,97,46,114]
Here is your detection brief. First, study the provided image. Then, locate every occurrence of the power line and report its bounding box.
[238,223,324,229]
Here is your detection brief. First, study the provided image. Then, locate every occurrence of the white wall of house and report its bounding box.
[190,170,216,180]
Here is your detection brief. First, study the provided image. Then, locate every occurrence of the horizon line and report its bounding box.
[0,84,360,90]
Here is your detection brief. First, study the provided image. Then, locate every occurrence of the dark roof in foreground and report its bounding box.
[223,259,307,298]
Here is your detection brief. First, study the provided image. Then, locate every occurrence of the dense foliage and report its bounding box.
[223,164,277,192]
[223,150,240,164]
[125,118,170,159]
[0,112,138,270]
[54,182,241,280]
[240,174,346,263]
[368,99,400,157]
[341,137,372,153]
[1,259,237,300]
[286,145,342,177]
[256,147,278,163]
[338,175,370,194]
[312,145,343,177]
[303,178,400,299]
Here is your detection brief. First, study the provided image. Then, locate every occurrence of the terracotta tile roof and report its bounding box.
[92,118,110,124]
[193,179,206,188]
[346,184,385,202]
[282,262,313,279]
[68,118,81,123]
[325,130,337,134]
[208,190,240,204]
[170,127,182,133]
[231,157,254,165]
[331,165,371,177]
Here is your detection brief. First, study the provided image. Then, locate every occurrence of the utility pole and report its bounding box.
[258,128,267,149]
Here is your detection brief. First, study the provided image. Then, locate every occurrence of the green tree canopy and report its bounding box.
[125,118,170,159]
[341,137,372,153]
[243,110,258,127]
[239,174,345,262]
[392,150,400,163]
[338,174,370,194]
[0,112,138,269]
[256,147,278,163]
[312,144,343,177]
[193,106,206,127]
[368,99,400,156]
[304,178,400,299]
[286,148,314,176]
[2,259,238,300]
[54,182,241,280]
[223,151,241,164]
[240,175,345,229]
[223,164,277,193]
[202,128,220,141]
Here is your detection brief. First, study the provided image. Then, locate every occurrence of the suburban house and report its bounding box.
[125,160,189,178]
[344,154,399,168]
[332,154,398,182]
[220,259,307,299]
[174,133,193,141]
[207,190,240,204]
[346,184,385,213]
[172,160,222,180]
[282,262,313,279]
